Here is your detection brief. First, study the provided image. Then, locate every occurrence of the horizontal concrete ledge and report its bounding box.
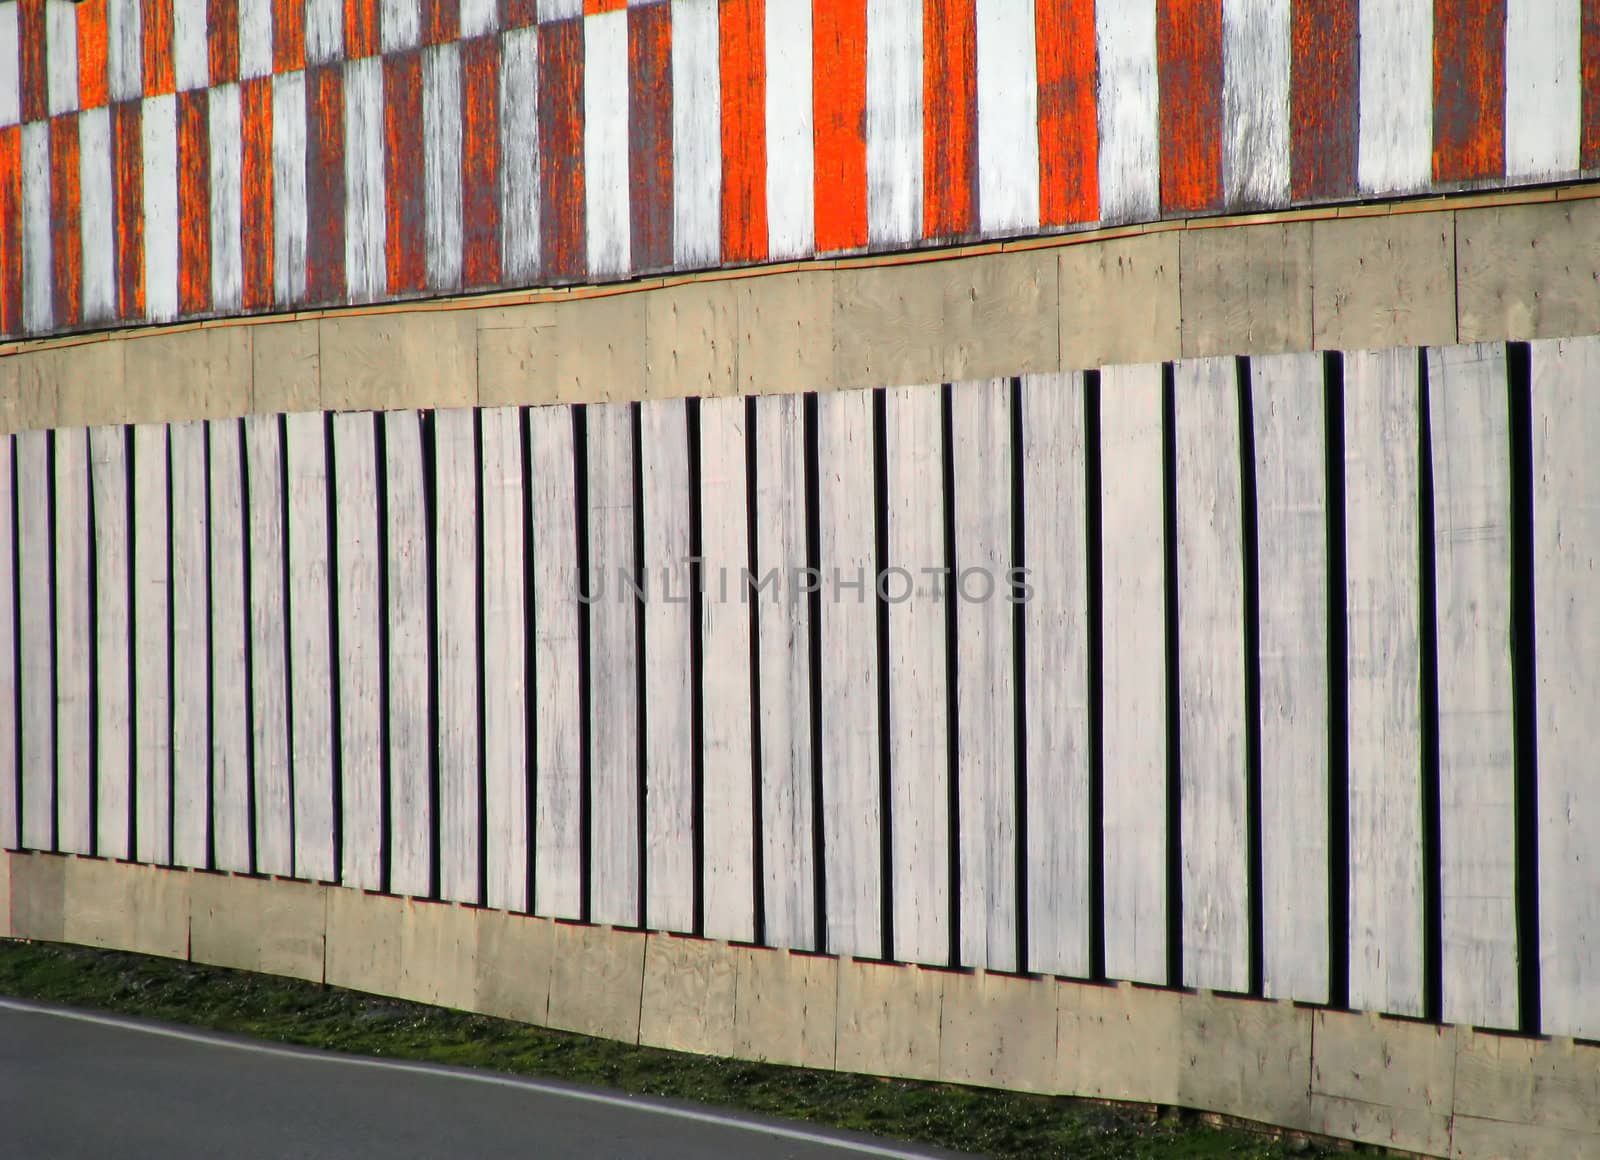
[5,851,1597,1159]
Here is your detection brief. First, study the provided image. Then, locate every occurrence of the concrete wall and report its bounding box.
[4,852,1594,1160]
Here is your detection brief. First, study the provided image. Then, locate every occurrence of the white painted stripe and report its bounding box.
[174,0,209,93]
[1020,372,1091,980]
[865,0,923,248]
[16,432,53,852]
[976,0,1040,236]
[209,83,245,314]
[884,384,949,968]
[132,424,171,867]
[500,26,541,283]
[480,407,528,914]
[54,429,93,857]
[143,94,181,324]
[0,6,20,127]
[640,400,695,934]
[766,0,814,260]
[529,404,583,920]
[344,57,387,301]
[170,422,209,869]
[0,438,14,849]
[46,1,79,115]
[1505,0,1581,180]
[424,42,464,291]
[1222,0,1291,208]
[79,107,117,324]
[21,120,52,335]
[1096,1,1159,224]
[273,72,309,307]
[91,427,133,862]
[381,0,422,53]
[435,408,481,906]
[539,0,583,22]
[107,0,143,103]
[0,999,944,1160]
[245,416,294,880]
[672,0,721,268]
[461,0,500,39]
[240,0,274,80]
[386,410,433,899]
[1356,0,1433,195]
[209,420,252,875]
[699,396,756,945]
[305,0,344,67]
[585,10,631,279]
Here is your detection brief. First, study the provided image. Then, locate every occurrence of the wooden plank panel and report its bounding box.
[209,420,251,874]
[1356,0,1433,194]
[640,400,695,933]
[1289,0,1358,203]
[865,0,923,248]
[529,404,584,920]
[1173,356,1250,993]
[1156,0,1224,215]
[435,407,481,905]
[170,421,209,869]
[55,428,93,857]
[1250,351,1330,1004]
[500,24,541,283]
[1428,342,1518,1031]
[17,430,53,851]
[1020,371,1091,979]
[132,424,171,866]
[817,388,882,958]
[286,412,336,884]
[142,94,180,323]
[91,426,133,862]
[386,410,433,899]
[671,0,721,268]
[208,81,243,314]
[0,437,14,850]
[422,40,463,290]
[272,72,308,308]
[719,0,767,265]
[1221,0,1290,208]
[245,415,293,879]
[1432,0,1506,184]
[700,397,756,944]
[752,392,816,951]
[884,384,949,967]
[1505,0,1581,180]
[1094,0,1159,224]
[344,55,387,300]
[765,0,815,260]
[80,106,117,323]
[1344,347,1426,1018]
[333,413,383,891]
[1099,363,1168,985]
[21,120,53,334]
[975,0,1039,236]
[921,0,975,242]
[627,0,672,274]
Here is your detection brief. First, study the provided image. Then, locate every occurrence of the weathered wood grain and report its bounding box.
[54,430,93,857]
[170,421,209,868]
[344,56,387,300]
[245,415,294,879]
[1504,0,1580,181]
[975,0,1039,236]
[500,25,541,282]
[22,121,53,334]
[1222,0,1290,208]
[1095,0,1159,224]
[16,430,52,850]
[585,10,631,279]
[671,0,721,269]
[434,407,481,905]
[141,94,180,323]
[1355,0,1433,195]
[132,424,171,866]
[386,410,433,899]
[91,426,132,862]
[79,107,117,323]
[208,82,244,314]
[0,437,14,849]
[865,0,922,248]
[209,420,252,874]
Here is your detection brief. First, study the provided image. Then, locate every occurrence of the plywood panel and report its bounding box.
[699,397,756,944]
[1427,342,1518,1031]
[245,416,293,878]
[883,384,948,967]
[170,420,209,869]
[817,388,882,959]
[1020,372,1091,979]
[90,426,133,861]
[1344,347,1425,1018]
[953,377,1018,973]
[588,401,640,928]
[434,407,481,905]
[0,437,15,850]
[209,420,252,875]
[1099,363,1168,985]
[16,430,52,851]
[54,428,92,856]
[285,412,336,884]
[1173,357,1250,993]
[481,406,528,913]
[529,404,584,920]
[640,400,694,934]
[1251,351,1330,1004]
[752,392,816,952]
[132,424,172,866]
[386,410,433,899]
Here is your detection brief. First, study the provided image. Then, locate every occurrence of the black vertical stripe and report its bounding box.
[474,409,489,909]
[743,396,766,947]
[124,426,138,861]
[164,427,176,867]
[1162,364,1184,989]
[686,398,706,937]
[1010,377,1029,977]
[239,420,259,877]
[1418,350,1445,1026]
[941,383,961,969]
[1237,358,1266,998]
[9,438,22,852]
[631,402,648,931]
[422,412,442,902]
[46,431,59,854]
[520,408,538,914]
[324,412,344,886]
[374,413,393,897]
[873,387,894,964]
[85,433,100,858]
[802,392,826,953]
[572,404,593,925]
[1324,352,1351,1011]
[1084,371,1107,983]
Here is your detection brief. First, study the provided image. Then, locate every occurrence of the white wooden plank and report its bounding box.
[209,83,245,315]
[1251,351,1330,1004]
[142,95,180,325]
[273,72,310,308]
[753,393,816,952]
[306,0,344,67]
[21,120,52,334]
[286,412,336,884]
[1356,0,1433,195]
[435,408,481,905]
[345,57,388,301]
[884,384,949,967]
[1221,0,1291,208]
[0,7,18,128]
[953,378,1018,972]
[699,396,756,944]
[1533,335,1600,1041]
[1174,357,1250,993]
[461,0,499,38]
[585,10,631,278]
[209,421,252,875]
[386,410,433,899]
[1344,347,1426,1018]
[1100,363,1169,985]
[1020,372,1091,980]
[1095,1,1159,225]
[107,0,143,104]
[46,1,78,115]
[0,438,14,849]
[640,400,694,933]
[671,0,721,269]
[91,427,133,862]
[80,107,117,324]
[1505,0,1581,182]
[539,0,582,20]
[170,421,209,869]
[817,388,882,958]
[239,0,273,80]
[501,26,542,283]
[1428,342,1518,1031]
[17,430,52,851]
[865,0,923,248]
[481,407,528,913]
[530,404,584,919]
[245,416,293,879]
[54,428,93,857]
[333,414,384,891]
[174,0,208,92]
[588,401,641,927]
[382,0,422,53]
[132,425,171,866]
[423,42,464,291]
[765,0,814,260]
[975,0,1040,236]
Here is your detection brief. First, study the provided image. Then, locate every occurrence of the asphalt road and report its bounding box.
[0,1000,963,1160]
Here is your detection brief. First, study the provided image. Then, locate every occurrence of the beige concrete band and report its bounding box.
[1,191,1598,436]
[3,852,1595,1159]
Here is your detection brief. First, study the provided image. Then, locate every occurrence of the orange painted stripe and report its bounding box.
[274,0,306,73]
[813,0,868,253]
[1290,0,1358,202]
[78,0,111,111]
[923,0,978,240]
[1157,0,1224,214]
[209,0,240,86]
[49,115,84,329]
[0,128,22,337]
[424,0,459,46]
[346,0,379,58]
[585,0,629,13]
[177,90,211,316]
[628,2,674,272]
[503,0,539,30]
[384,51,427,294]
[1433,0,1506,182]
[461,36,501,288]
[241,77,274,312]
[1585,0,1600,169]
[144,0,176,97]
[113,101,146,322]
[1036,0,1099,227]
[20,1,47,123]
[538,16,585,281]
[720,0,768,264]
